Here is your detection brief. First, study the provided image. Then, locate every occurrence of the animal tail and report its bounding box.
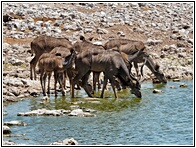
[30,42,35,57]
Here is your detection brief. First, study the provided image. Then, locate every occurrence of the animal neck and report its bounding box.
[145,56,159,74]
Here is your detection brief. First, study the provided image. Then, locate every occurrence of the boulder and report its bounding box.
[3,125,11,134]
[9,87,21,96]
[17,109,70,116]
[3,14,13,22]
[4,120,27,126]
[68,109,96,117]
[153,89,164,94]
[51,138,78,145]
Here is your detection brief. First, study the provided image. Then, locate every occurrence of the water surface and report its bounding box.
[3,80,193,145]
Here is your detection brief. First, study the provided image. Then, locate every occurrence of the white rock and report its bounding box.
[97,28,109,34]
[51,138,78,145]
[153,89,164,93]
[3,126,11,134]
[4,120,27,126]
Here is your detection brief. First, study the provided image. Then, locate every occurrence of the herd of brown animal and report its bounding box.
[30,35,167,98]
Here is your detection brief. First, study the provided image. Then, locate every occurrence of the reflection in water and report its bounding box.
[3,81,193,145]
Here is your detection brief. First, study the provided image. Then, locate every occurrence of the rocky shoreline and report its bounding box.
[3,2,193,105]
[3,2,193,145]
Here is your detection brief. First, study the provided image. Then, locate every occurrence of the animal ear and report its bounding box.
[155,64,160,70]
[62,55,71,66]
[79,36,85,41]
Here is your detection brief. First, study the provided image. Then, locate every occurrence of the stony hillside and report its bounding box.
[2,2,193,103]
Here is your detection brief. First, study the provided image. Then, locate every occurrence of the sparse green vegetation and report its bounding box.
[3,63,28,71]
[3,63,13,71]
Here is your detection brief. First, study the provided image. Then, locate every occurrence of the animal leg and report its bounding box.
[125,55,141,86]
[58,72,66,96]
[30,57,36,80]
[134,62,140,80]
[31,55,40,80]
[47,72,51,94]
[63,70,67,90]
[100,75,108,98]
[115,78,122,91]
[43,72,47,96]
[54,72,58,97]
[109,77,118,98]
[54,72,66,97]
[67,68,81,90]
[71,78,75,98]
[97,73,101,89]
[93,72,101,91]
[40,71,45,96]
[101,74,118,98]
[71,70,88,98]
[93,72,96,91]
[81,71,93,97]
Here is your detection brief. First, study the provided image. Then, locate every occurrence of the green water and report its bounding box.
[3,80,193,145]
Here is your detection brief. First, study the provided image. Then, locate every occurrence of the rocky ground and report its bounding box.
[2,2,194,145]
[3,2,193,103]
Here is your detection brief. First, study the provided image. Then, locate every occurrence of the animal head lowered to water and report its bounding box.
[154,64,167,84]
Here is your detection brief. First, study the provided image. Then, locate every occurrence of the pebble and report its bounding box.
[4,120,27,126]
[168,86,175,89]
[180,83,188,88]
[173,79,180,82]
